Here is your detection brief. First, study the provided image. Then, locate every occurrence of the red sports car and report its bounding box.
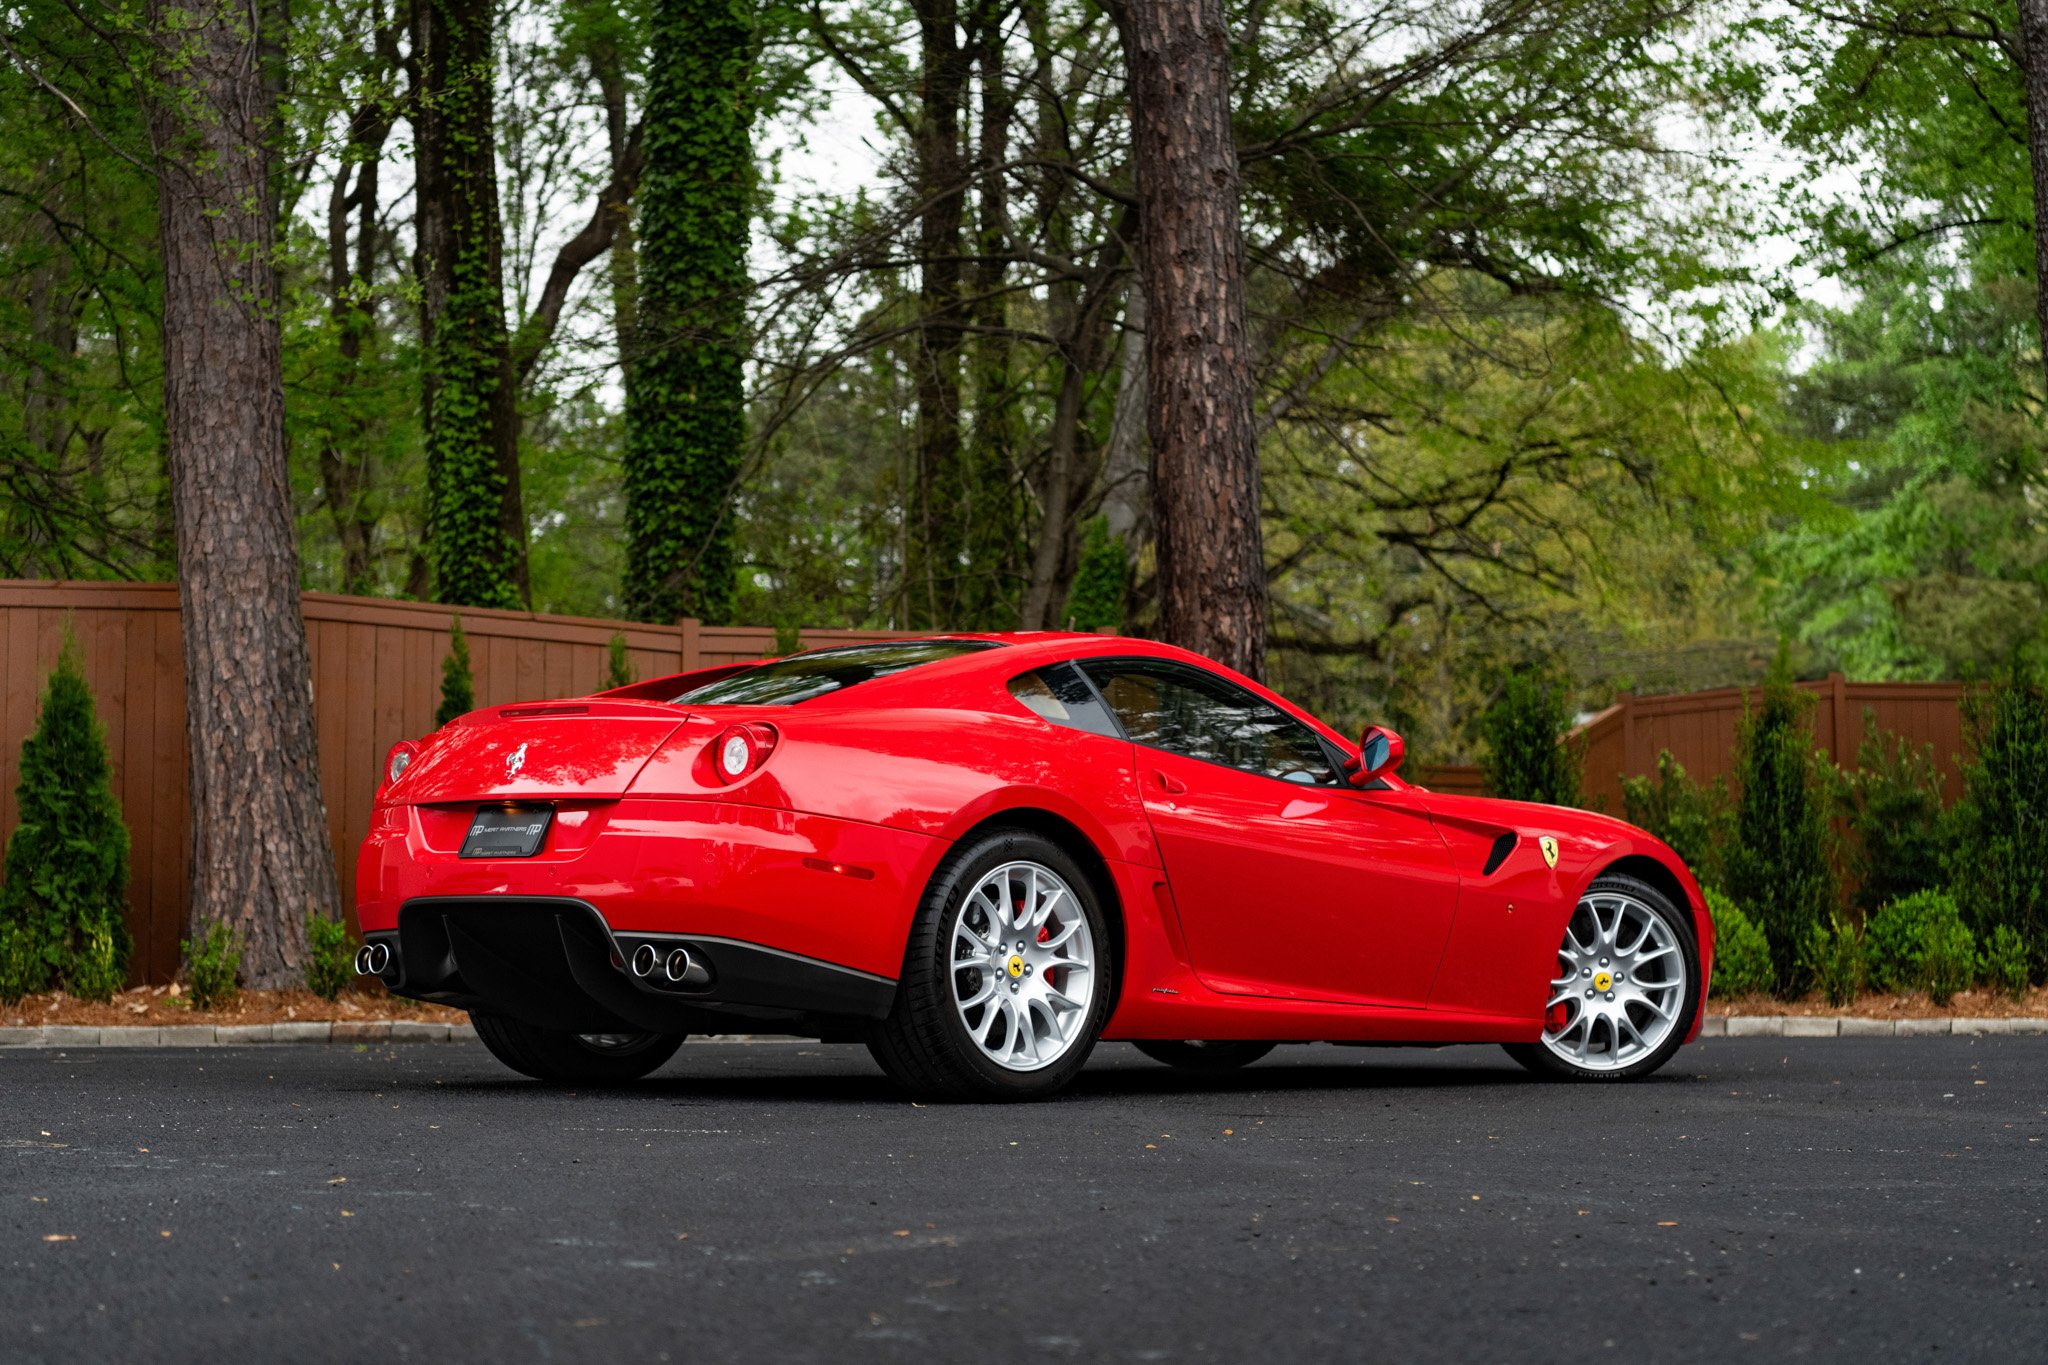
[355,634,1713,1099]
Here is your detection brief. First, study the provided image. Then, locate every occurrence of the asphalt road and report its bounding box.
[2,1036,2042,1364]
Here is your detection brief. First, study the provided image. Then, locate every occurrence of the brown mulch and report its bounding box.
[1707,984,2048,1019]
[8,985,468,1029]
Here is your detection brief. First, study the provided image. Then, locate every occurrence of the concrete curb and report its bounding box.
[0,1017,2043,1047]
[1696,1016,2048,1039]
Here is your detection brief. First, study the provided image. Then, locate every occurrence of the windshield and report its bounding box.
[671,639,1003,707]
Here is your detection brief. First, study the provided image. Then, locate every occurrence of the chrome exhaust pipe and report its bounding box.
[354,946,374,975]
[364,942,391,975]
[630,943,659,978]
[663,948,693,983]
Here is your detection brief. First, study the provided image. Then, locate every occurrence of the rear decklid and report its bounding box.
[397,701,687,802]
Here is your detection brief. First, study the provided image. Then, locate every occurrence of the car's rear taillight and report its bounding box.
[383,740,419,790]
[709,724,777,784]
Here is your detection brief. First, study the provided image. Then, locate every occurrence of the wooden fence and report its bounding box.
[1420,674,1975,811]
[0,580,919,983]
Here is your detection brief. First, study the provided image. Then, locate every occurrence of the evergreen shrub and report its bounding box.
[1725,648,1836,995]
[1479,672,1581,807]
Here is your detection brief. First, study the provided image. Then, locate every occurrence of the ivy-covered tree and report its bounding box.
[622,0,755,625]
[0,636,130,1002]
[1063,518,1125,632]
[415,0,528,610]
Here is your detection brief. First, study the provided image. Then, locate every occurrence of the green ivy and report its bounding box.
[0,633,130,1003]
[623,0,756,625]
[1063,517,1125,632]
[437,614,476,726]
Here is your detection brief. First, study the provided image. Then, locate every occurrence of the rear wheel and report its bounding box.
[867,829,1112,1101]
[470,1012,685,1084]
[1133,1040,1275,1072]
[1503,872,1699,1082]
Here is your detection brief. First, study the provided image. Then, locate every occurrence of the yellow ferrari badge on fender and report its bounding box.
[1007,954,1025,979]
[1539,836,1559,869]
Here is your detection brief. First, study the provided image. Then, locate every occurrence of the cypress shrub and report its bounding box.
[606,632,635,689]
[1621,751,1734,889]
[1725,648,1836,996]
[1479,672,1581,807]
[1834,711,1950,914]
[0,634,131,1003]
[1703,887,1775,997]
[1064,517,1127,632]
[437,614,476,726]
[1944,668,2048,981]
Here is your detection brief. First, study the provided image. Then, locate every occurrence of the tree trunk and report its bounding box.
[413,0,528,609]
[622,0,755,625]
[2017,0,2048,385]
[146,0,340,987]
[1117,0,1265,679]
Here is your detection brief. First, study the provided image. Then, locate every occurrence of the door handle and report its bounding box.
[1150,769,1187,795]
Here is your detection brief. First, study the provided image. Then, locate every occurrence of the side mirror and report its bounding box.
[1348,725,1405,786]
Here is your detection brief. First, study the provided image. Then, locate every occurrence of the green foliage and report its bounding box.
[437,615,476,727]
[1478,673,1580,807]
[1064,518,1126,632]
[181,923,242,1011]
[1945,670,2048,979]
[304,915,355,1002]
[1621,752,1734,890]
[606,632,635,688]
[1704,887,1776,997]
[1801,914,1864,1007]
[1981,925,2030,1001]
[1866,889,1976,1003]
[1725,647,1837,996]
[622,0,755,625]
[1833,710,1950,913]
[0,634,131,1003]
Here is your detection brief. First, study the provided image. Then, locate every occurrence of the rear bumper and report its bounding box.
[367,896,895,1035]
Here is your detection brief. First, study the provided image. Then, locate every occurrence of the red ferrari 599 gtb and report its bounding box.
[355,634,1714,1099]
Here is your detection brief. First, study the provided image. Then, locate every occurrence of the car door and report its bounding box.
[1077,658,1461,1008]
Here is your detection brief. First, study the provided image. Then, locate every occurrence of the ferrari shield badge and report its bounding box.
[1539,836,1559,869]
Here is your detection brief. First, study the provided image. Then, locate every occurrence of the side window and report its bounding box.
[1078,660,1339,785]
[1006,663,1121,738]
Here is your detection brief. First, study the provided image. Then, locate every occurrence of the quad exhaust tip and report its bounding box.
[664,948,692,983]
[354,942,391,976]
[630,943,659,978]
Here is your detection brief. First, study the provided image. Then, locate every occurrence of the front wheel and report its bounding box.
[471,1012,685,1084]
[1133,1040,1275,1072]
[1503,872,1700,1082]
[867,830,1113,1101]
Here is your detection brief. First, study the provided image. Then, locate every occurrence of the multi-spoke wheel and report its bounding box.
[1504,873,1700,1082]
[470,1012,685,1083]
[868,829,1113,1101]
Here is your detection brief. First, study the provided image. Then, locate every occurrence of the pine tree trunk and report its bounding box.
[146,0,340,988]
[1118,0,1265,679]
[413,0,528,609]
[622,0,755,625]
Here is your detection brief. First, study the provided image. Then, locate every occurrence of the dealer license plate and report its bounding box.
[460,805,554,859]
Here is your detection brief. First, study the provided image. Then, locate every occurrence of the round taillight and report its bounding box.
[718,732,753,779]
[385,742,417,786]
[710,724,775,783]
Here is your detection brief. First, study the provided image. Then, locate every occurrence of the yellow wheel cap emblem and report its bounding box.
[1593,970,1613,992]
[1007,954,1025,979]
[1540,836,1560,869]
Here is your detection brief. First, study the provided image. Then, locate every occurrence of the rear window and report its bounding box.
[671,639,1003,707]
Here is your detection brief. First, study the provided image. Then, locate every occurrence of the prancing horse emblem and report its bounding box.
[1539,836,1559,869]
[506,742,529,779]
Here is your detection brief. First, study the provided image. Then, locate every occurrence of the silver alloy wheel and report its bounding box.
[575,1033,657,1053]
[950,860,1097,1072]
[1539,889,1687,1071]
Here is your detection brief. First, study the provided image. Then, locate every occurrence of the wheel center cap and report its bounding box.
[1007,954,1025,979]
[1592,969,1613,992]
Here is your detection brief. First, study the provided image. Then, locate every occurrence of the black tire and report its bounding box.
[1503,871,1702,1082]
[867,828,1114,1102]
[1133,1040,1276,1072]
[470,1012,685,1084]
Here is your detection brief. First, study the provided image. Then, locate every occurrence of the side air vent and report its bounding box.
[1482,832,1518,876]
